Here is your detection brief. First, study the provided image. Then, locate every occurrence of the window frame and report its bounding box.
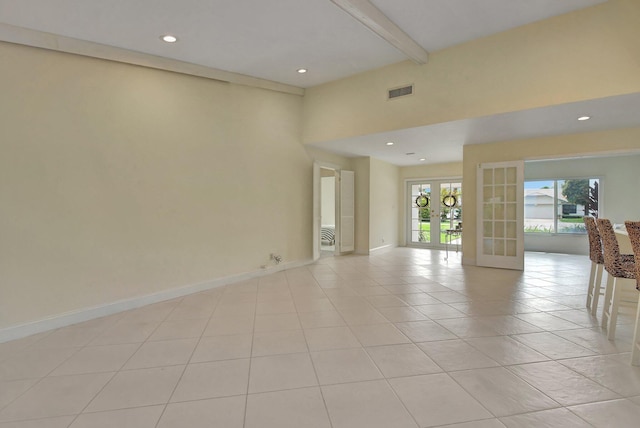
[524,176,602,235]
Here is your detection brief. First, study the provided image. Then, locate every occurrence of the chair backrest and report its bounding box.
[597,218,635,278]
[583,216,604,264]
[624,221,640,290]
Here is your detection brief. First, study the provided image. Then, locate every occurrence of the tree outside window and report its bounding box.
[524,178,599,234]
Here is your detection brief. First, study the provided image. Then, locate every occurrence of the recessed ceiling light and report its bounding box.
[161,35,178,43]
[578,116,591,121]
[386,142,394,146]
[297,68,308,74]
[419,158,426,161]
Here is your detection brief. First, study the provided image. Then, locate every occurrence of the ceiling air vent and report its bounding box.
[388,84,413,100]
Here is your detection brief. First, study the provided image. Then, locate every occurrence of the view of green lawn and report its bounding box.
[560,217,585,223]
[419,222,453,242]
[523,217,587,234]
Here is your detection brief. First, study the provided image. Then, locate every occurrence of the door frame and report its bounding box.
[405,177,462,249]
[313,161,353,260]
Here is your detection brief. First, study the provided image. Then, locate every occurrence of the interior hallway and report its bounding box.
[1,248,639,427]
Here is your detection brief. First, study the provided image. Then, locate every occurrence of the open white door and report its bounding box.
[339,170,355,253]
[312,163,321,260]
[476,161,524,270]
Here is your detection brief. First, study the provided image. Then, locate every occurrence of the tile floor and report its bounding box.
[1,248,640,427]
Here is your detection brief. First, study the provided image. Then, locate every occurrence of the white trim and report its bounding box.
[0,22,304,96]
[313,161,343,261]
[313,163,322,261]
[523,148,640,162]
[0,258,314,344]
[404,177,463,248]
[330,0,429,64]
[402,176,463,184]
[369,244,394,253]
[339,170,355,253]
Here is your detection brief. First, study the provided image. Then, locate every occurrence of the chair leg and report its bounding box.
[631,297,640,366]
[602,273,614,330]
[591,264,604,317]
[607,278,622,340]
[586,261,596,310]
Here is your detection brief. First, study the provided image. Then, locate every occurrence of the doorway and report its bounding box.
[320,168,337,256]
[407,179,462,248]
[313,163,355,260]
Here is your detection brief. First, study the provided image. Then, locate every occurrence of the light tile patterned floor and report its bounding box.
[1,248,640,427]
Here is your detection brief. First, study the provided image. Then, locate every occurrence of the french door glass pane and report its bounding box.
[477,161,524,270]
[410,184,431,244]
[409,180,462,246]
[482,167,517,255]
[439,182,462,244]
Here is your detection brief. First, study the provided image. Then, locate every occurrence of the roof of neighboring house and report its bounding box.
[524,189,568,204]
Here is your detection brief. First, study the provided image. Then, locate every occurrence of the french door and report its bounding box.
[476,161,524,270]
[407,180,462,248]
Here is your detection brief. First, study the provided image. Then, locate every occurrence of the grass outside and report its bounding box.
[524,217,587,234]
[418,222,454,242]
[560,217,585,223]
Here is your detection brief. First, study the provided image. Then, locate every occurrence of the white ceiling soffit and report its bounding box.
[0,0,606,88]
[308,92,640,167]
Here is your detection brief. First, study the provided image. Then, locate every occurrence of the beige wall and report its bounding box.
[303,0,640,144]
[305,146,353,171]
[0,42,312,329]
[4,0,640,332]
[399,163,463,182]
[369,158,400,250]
[352,157,371,254]
[462,127,640,264]
[301,0,640,265]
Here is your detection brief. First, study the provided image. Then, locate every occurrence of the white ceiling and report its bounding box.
[3,0,637,166]
[0,0,606,87]
[309,92,640,166]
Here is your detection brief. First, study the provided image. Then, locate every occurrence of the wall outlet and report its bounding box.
[270,253,282,264]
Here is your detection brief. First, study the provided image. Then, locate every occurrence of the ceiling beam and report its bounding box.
[330,0,429,64]
[0,22,305,96]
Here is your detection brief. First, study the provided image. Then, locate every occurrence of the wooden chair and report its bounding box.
[583,217,605,315]
[624,220,640,365]
[597,218,637,340]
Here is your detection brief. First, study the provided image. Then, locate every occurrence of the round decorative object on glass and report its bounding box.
[443,194,457,207]
[415,195,429,207]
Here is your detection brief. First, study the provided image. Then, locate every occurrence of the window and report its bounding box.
[524,178,599,234]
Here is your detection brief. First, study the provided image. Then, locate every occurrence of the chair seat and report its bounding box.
[605,260,637,280]
[624,220,640,365]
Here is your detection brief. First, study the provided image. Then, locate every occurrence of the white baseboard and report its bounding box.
[369,244,395,253]
[0,258,314,344]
